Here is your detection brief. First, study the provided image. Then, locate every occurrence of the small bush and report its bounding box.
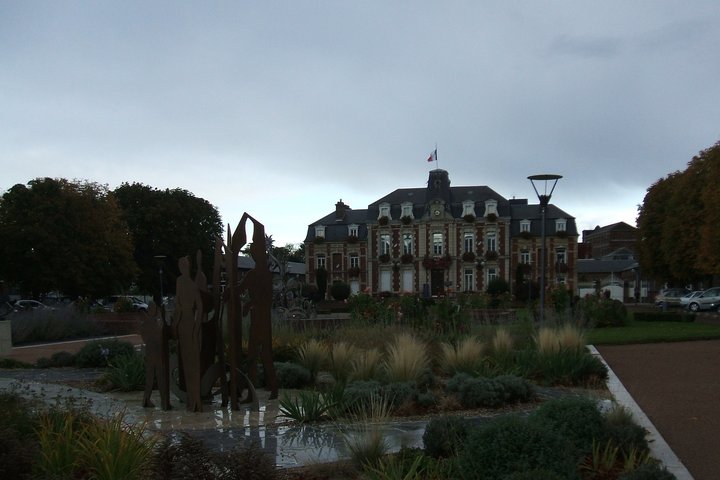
[74,339,135,368]
[457,414,576,479]
[278,390,337,423]
[601,405,649,459]
[423,415,469,458]
[330,281,351,301]
[343,380,383,412]
[503,470,565,480]
[151,432,215,478]
[530,395,605,455]
[445,373,534,408]
[0,358,32,369]
[274,362,313,389]
[381,381,418,408]
[215,443,280,480]
[578,295,627,327]
[618,463,677,480]
[103,352,146,391]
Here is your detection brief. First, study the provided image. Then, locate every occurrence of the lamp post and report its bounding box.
[153,255,166,305]
[528,174,562,323]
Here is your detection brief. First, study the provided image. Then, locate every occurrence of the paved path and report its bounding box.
[597,340,720,480]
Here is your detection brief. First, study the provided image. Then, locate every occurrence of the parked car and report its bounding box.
[13,299,54,311]
[103,295,149,312]
[655,288,690,308]
[687,287,720,312]
[680,291,704,308]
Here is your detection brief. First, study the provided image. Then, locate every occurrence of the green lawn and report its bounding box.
[587,318,720,345]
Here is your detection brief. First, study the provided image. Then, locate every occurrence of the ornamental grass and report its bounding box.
[440,337,485,374]
[382,333,430,383]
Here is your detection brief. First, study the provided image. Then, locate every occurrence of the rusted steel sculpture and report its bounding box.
[143,213,277,411]
[140,301,171,410]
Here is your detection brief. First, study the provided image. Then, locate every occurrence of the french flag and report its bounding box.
[427,149,437,163]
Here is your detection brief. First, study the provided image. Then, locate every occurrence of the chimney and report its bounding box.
[335,199,349,221]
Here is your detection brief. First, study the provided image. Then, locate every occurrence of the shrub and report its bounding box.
[381,381,418,408]
[151,432,215,478]
[0,358,32,369]
[78,414,156,479]
[343,380,383,412]
[517,348,608,386]
[530,395,605,455]
[37,351,77,368]
[457,415,576,479]
[446,373,534,408]
[274,362,313,389]
[618,463,677,480]
[330,281,351,301]
[215,443,280,480]
[601,405,649,459]
[278,390,337,423]
[578,295,627,328]
[383,333,429,383]
[75,339,136,368]
[0,392,40,477]
[103,353,146,391]
[423,415,468,458]
[503,470,565,480]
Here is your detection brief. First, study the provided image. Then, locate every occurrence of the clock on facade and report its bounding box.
[434,209,441,216]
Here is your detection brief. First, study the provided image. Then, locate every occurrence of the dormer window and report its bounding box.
[555,218,567,232]
[378,203,391,220]
[348,224,358,237]
[484,199,498,216]
[462,200,475,217]
[401,202,414,219]
[315,225,325,239]
[520,219,531,233]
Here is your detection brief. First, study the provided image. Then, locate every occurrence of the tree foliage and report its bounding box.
[0,178,136,298]
[113,183,223,296]
[637,141,720,285]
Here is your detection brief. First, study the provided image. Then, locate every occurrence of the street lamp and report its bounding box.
[528,174,562,322]
[153,255,166,305]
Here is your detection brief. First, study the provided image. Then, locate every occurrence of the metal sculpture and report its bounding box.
[143,213,278,412]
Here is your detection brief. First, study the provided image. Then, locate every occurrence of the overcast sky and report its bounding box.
[2,1,719,246]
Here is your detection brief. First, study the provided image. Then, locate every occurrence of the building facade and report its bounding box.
[304,170,578,297]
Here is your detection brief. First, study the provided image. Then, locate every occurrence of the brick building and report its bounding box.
[304,169,578,297]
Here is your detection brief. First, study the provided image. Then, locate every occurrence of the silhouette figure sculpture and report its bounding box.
[140,300,171,410]
[237,213,279,399]
[173,256,204,412]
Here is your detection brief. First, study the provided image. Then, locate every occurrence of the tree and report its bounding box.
[113,183,223,297]
[0,178,136,298]
[637,141,720,285]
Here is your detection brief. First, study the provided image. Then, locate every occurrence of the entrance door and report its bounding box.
[431,269,444,296]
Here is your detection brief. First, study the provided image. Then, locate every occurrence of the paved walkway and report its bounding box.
[596,340,720,480]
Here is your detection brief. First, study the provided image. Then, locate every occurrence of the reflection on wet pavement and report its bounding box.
[0,375,429,468]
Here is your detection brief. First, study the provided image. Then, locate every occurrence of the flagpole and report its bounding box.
[435,143,438,169]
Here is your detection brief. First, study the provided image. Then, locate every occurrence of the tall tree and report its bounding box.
[0,178,136,298]
[637,141,720,285]
[113,183,223,297]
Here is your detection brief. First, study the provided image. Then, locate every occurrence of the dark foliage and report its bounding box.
[423,415,469,458]
[74,339,135,368]
[457,415,577,479]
